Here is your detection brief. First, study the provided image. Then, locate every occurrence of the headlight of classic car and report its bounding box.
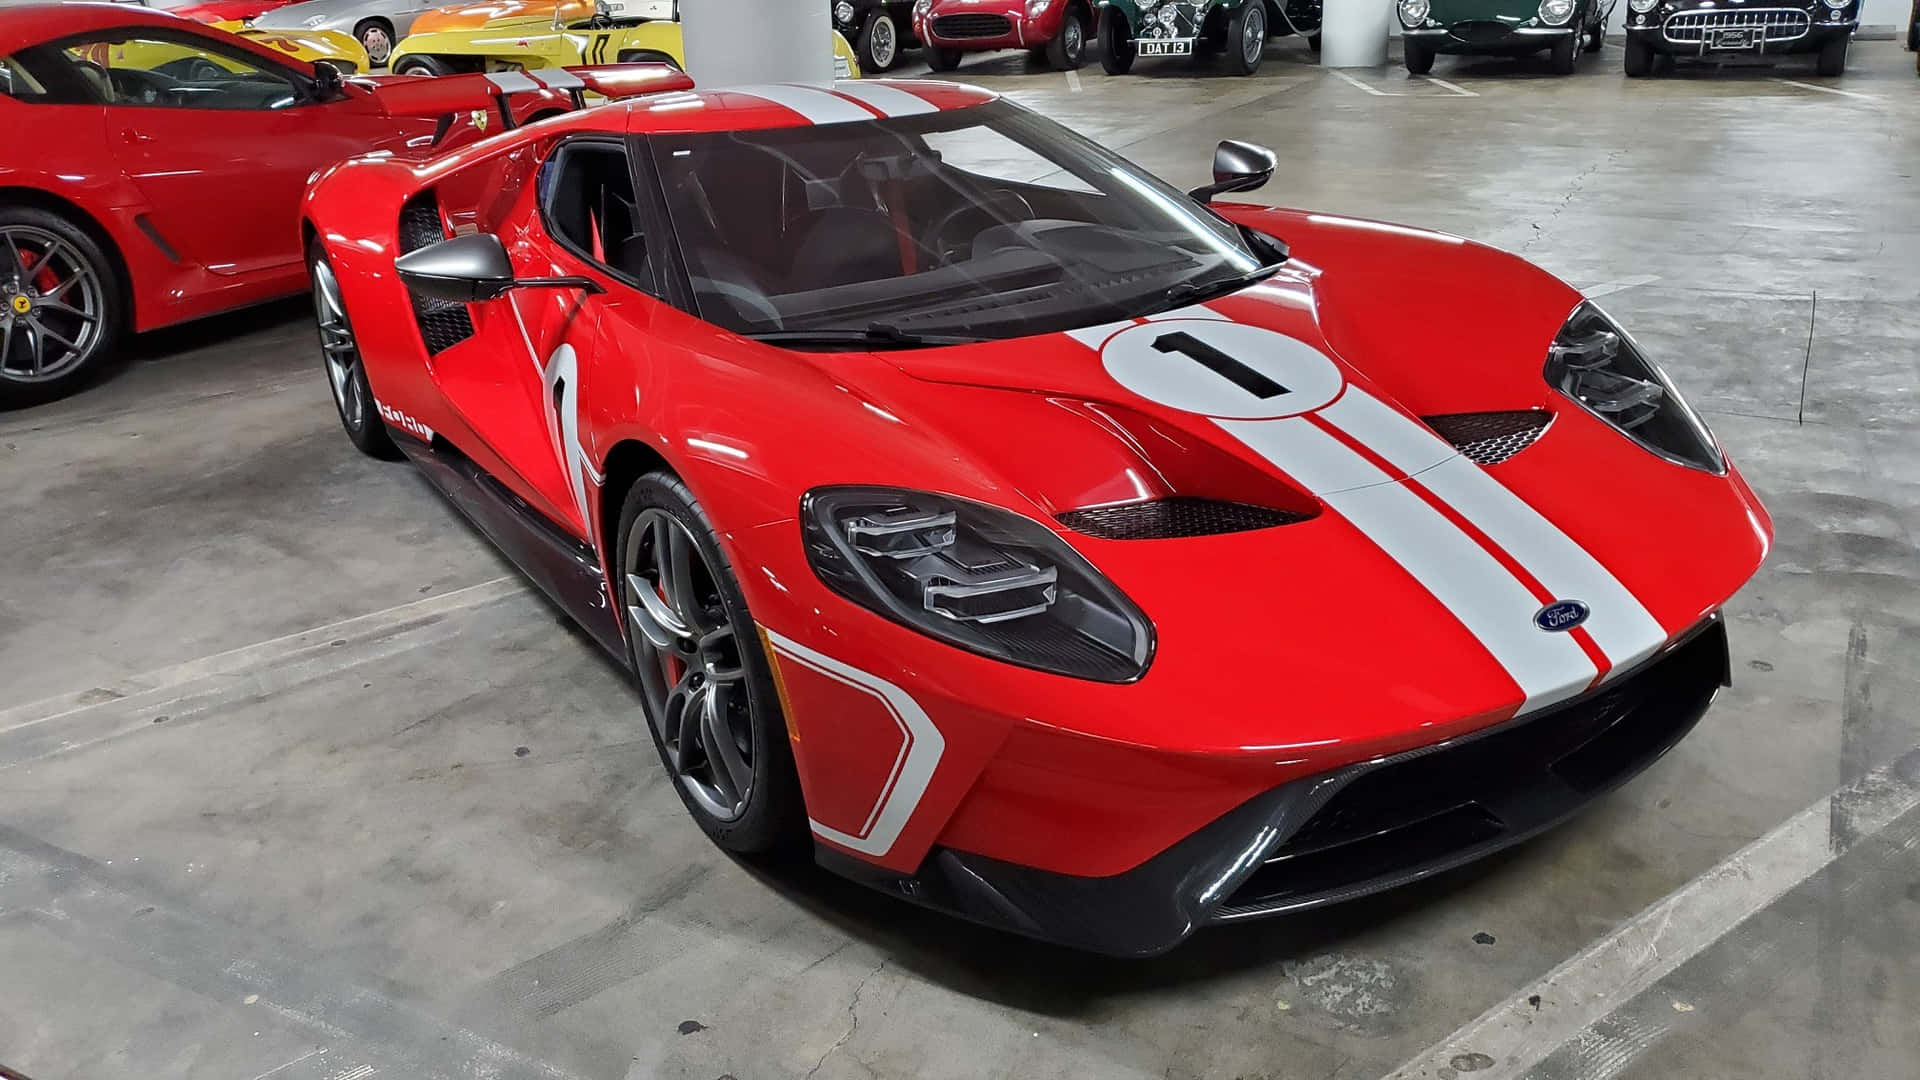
[1628,0,1659,12]
[835,0,855,24]
[304,13,327,27]
[1545,304,1723,474]
[1027,0,1053,16]
[803,487,1154,682]
[1538,0,1576,25]
[1398,0,1431,26]
[1818,0,1849,8]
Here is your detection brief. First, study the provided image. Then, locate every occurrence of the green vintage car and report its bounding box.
[1397,0,1614,74]
[1095,0,1321,76]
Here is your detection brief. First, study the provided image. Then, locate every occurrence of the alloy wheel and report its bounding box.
[0,225,103,384]
[1064,17,1083,60]
[871,14,896,68]
[626,508,757,822]
[362,27,393,65]
[311,258,366,431]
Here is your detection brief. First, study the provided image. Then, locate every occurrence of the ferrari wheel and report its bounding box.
[0,207,122,408]
[857,10,900,72]
[925,46,963,71]
[619,473,803,853]
[354,18,394,67]
[308,240,398,460]
[392,54,453,77]
[1227,0,1266,74]
[1099,11,1135,73]
[1045,8,1087,70]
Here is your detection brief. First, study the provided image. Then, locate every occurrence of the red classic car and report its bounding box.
[0,1,690,404]
[913,0,1095,70]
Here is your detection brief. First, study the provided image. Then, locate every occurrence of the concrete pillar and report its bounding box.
[1320,0,1393,67]
[680,0,834,88]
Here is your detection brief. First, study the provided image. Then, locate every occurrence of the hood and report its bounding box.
[851,210,1770,747]
[252,0,367,29]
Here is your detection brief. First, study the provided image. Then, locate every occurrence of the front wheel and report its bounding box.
[1045,6,1087,69]
[1584,19,1604,52]
[308,239,398,460]
[1815,35,1848,77]
[619,472,804,854]
[1227,0,1266,74]
[353,18,394,67]
[391,53,454,77]
[1405,39,1435,74]
[1623,36,1654,76]
[925,45,963,71]
[1548,32,1577,73]
[1099,11,1135,73]
[1307,31,1321,53]
[856,9,900,72]
[0,206,124,408]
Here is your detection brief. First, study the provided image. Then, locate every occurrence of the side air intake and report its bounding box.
[398,192,475,355]
[1423,410,1553,466]
[1058,498,1311,541]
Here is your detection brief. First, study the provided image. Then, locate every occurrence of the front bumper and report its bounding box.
[821,615,1730,956]
[1626,11,1856,55]
[919,9,1059,49]
[1404,22,1577,53]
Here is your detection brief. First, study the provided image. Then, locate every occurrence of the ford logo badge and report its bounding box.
[1535,600,1591,633]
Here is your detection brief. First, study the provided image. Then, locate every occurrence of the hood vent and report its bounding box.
[1059,498,1311,541]
[1423,410,1553,466]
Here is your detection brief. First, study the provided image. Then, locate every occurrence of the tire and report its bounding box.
[1549,32,1577,73]
[1227,0,1266,75]
[1584,18,1604,52]
[1404,39,1435,74]
[1045,5,1087,70]
[616,48,683,70]
[856,9,900,72]
[391,54,454,77]
[1307,31,1321,52]
[307,239,398,460]
[1623,36,1654,76]
[1815,35,1848,77]
[1099,10,1135,74]
[617,471,804,854]
[0,204,125,408]
[353,18,394,67]
[925,45,963,71]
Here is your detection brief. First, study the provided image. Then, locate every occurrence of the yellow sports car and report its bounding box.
[388,0,858,79]
[210,19,371,73]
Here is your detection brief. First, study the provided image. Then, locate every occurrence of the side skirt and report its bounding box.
[397,435,629,665]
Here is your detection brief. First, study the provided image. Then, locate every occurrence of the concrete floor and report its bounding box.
[3,37,1919,1080]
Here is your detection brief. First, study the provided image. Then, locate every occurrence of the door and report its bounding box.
[59,29,411,275]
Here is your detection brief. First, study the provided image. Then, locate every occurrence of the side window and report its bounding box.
[538,142,651,288]
[59,33,302,111]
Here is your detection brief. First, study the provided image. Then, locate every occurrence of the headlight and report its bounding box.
[1628,0,1658,12]
[1820,0,1848,8]
[1545,303,1723,473]
[914,0,931,17]
[1026,0,1052,17]
[1398,0,1431,26]
[834,0,854,23]
[304,13,326,26]
[1156,5,1178,29]
[1538,0,1575,24]
[803,487,1154,682]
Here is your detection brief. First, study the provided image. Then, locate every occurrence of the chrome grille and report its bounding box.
[1662,8,1811,44]
[931,12,1012,38]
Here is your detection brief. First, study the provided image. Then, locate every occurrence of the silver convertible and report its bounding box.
[251,0,441,66]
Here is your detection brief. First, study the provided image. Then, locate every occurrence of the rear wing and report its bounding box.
[364,63,695,143]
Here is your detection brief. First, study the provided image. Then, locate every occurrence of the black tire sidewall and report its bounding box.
[1405,40,1435,74]
[0,204,125,408]
[1624,38,1653,75]
[1229,3,1264,74]
[858,10,898,71]
[1099,12,1135,73]
[927,46,962,70]
[617,471,804,854]
[306,238,399,459]
[353,18,394,64]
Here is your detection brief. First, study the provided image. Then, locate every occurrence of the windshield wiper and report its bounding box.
[745,322,986,350]
[1149,262,1286,316]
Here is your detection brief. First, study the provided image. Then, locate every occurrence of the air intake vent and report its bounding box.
[1423,410,1552,466]
[398,192,474,355]
[1058,498,1310,541]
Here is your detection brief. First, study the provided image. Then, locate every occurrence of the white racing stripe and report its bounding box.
[534,67,585,90]
[830,80,937,117]
[764,629,944,859]
[484,70,541,94]
[732,83,876,125]
[1221,417,1597,710]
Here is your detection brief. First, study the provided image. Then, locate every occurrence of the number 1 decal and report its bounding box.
[1152,331,1290,400]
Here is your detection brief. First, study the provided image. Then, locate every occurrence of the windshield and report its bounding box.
[648,98,1265,344]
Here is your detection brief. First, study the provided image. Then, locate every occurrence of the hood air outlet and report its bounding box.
[1423,411,1553,466]
[1058,498,1312,541]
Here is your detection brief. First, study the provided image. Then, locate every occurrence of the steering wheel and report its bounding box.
[925,189,1036,266]
[155,56,230,82]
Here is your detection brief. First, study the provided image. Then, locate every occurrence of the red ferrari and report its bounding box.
[304,80,1772,955]
[0,2,690,405]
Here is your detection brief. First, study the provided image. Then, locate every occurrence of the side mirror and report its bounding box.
[394,233,604,304]
[309,60,346,102]
[1188,140,1277,204]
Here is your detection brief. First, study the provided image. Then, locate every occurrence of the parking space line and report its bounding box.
[1328,69,1398,97]
[1064,68,1081,92]
[1422,75,1479,97]
[1773,78,1878,101]
[1382,742,1920,1080]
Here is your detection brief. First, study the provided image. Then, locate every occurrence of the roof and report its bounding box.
[624,79,998,136]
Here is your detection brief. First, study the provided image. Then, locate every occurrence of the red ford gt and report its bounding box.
[304,80,1771,955]
[0,2,691,405]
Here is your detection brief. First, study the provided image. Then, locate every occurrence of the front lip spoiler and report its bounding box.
[818,614,1730,957]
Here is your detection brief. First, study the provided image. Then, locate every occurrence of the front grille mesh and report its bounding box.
[1663,8,1811,42]
[1447,20,1515,44]
[1058,498,1311,540]
[398,192,474,355]
[1423,410,1553,466]
[932,12,1012,38]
